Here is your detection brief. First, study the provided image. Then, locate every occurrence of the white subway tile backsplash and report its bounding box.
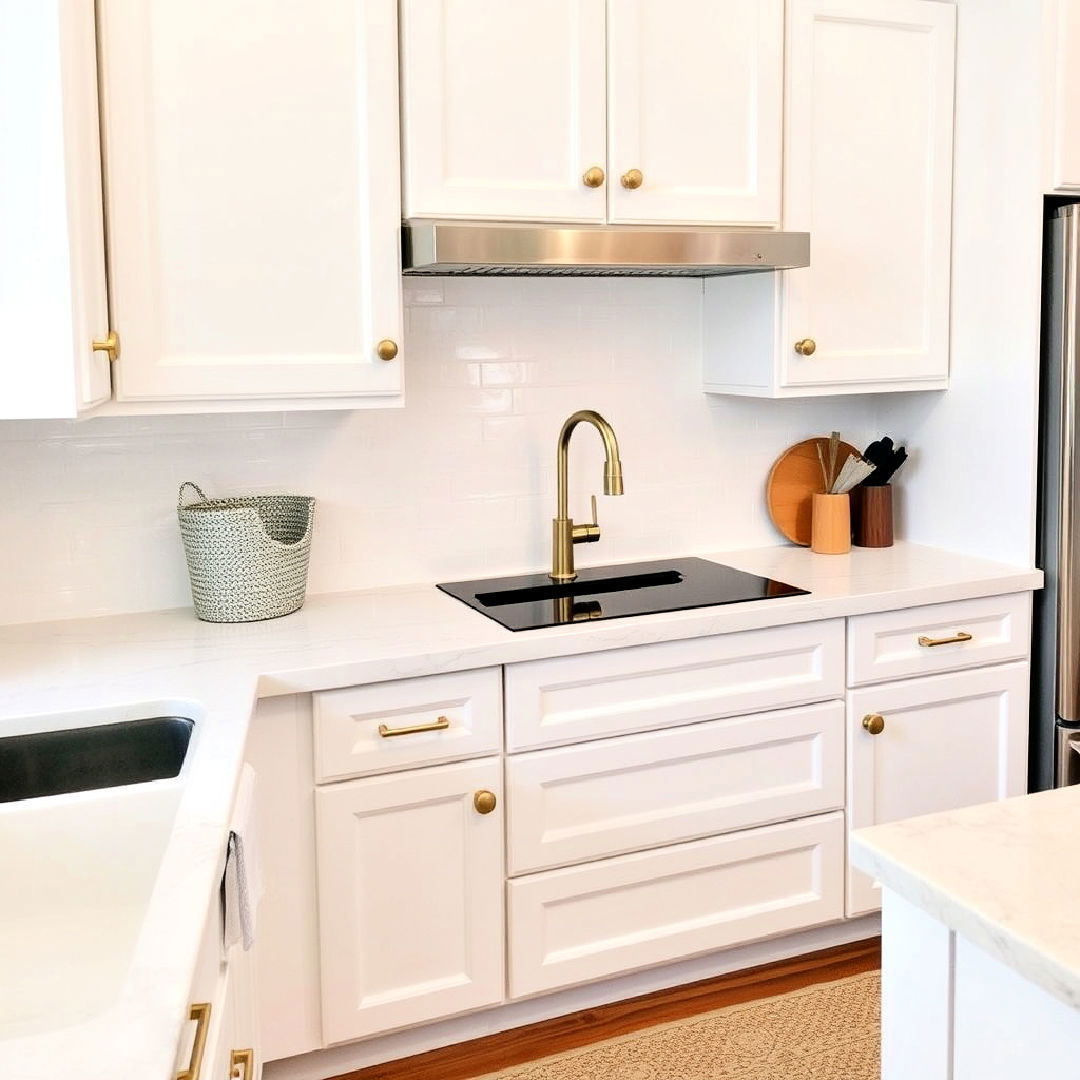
[0,279,877,625]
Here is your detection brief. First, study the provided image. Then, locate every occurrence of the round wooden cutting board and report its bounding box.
[767,436,859,546]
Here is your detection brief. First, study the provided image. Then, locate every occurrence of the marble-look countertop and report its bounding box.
[0,542,1042,1079]
[853,785,1080,1012]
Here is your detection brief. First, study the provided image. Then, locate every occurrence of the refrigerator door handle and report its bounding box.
[1059,208,1080,723]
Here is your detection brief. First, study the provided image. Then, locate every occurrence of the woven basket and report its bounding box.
[177,482,315,623]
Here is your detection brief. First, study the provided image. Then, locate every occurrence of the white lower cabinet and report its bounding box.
[508,813,845,998]
[253,597,1036,1064]
[846,662,1030,916]
[174,890,261,1080]
[314,758,505,1044]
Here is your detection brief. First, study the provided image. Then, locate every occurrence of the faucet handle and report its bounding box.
[571,495,601,544]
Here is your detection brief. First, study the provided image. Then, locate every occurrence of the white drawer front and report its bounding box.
[509,812,844,998]
[507,702,845,874]
[505,620,845,751]
[314,668,502,783]
[847,593,1031,687]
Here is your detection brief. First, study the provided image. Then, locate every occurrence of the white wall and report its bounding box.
[877,0,1044,566]
[0,277,878,626]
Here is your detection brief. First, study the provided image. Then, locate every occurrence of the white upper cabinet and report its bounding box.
[2,1,111,419]
[400,0,781,226]
[97,0,404,406]
[606,0,782,225]
[400,0,607,223]
[783,0,955,389]
[704,0,956,397]
[1047,0,1080,193]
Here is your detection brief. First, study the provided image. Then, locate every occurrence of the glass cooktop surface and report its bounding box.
[437,557,808,632]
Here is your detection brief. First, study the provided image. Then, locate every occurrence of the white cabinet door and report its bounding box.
[315,759,504,1043]
[847,663,1029,916]
[98,0,403,405]
[2,0,111,418]
[1049,0,1080,192]
[606,0,782,225]
[400,0,607,223]
[782,0,955,390]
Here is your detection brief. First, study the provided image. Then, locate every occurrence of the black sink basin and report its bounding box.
[0,716,194,803]
[438,557,808,631]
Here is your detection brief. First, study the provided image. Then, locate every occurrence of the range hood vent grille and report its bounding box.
[402,222,810,278]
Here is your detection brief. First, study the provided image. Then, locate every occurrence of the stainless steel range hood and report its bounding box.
[402,221,810,278]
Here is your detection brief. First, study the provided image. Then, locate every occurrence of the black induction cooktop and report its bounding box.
[437,557,808,631]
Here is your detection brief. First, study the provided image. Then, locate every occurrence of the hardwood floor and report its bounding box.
[333,937,881,1080]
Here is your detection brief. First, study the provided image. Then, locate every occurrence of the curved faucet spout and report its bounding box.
[551,410,625,582]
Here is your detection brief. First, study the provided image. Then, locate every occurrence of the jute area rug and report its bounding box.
[474,970,881,1080]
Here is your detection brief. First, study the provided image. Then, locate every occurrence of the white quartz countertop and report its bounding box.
[853,785,1080,1014]
[0,542,1042,1079]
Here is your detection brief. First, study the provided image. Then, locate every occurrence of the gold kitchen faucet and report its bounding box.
[550,410,624,583]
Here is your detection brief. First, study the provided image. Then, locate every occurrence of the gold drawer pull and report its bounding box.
[376,338,399,361]
[794,338,817,356]
[230,1049,254,1080]
[176,1002,211,1080]
[918,631,973,648]
[582,166,605,188]
[621,168,644,190]
[474,789,497,814]
[377,715,450,738]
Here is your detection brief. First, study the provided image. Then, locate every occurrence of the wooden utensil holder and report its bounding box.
[854,484,894,548]
[811,493,851,555]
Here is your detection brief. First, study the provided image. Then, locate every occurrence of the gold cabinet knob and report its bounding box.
[582,166,606,188]
[862,713,886,736]
[473,790,497,815]
[620,168,644,190]
[376,339,399,361]
[91,330,120,362]
[794,338,817,357]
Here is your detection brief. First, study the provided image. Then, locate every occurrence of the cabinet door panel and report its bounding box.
[509,813,844,998]
[506,620,845,751]
[508,702,844,873]
[2,1,111,418]
[783,0,955,389]
[847,663,1029,916]
[401,0,606,222]
[607,0,782,225]
[1051,0,1080,192]
[315,759,504,1043]
[99,0,402,403]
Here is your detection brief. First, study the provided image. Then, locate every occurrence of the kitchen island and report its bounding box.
[853,785,1080,1079]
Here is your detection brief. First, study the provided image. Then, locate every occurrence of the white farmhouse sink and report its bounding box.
[0,708,194,1041]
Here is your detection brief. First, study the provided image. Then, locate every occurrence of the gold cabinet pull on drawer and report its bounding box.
[230,1048,254,1080]
[377,715,451,738]
[918,631,974,648]
[176,1002,212,1080]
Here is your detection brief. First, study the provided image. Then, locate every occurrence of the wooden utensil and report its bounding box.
[766,436,860,545]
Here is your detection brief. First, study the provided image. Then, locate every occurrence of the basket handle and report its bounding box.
[178,482,211,509]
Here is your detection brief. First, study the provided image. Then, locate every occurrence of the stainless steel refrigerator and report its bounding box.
[1035,200,1080,789]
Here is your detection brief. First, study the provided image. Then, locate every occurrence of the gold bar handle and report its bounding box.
[176,1002,211,1080]
[377,715,450,738]
[918,631,973,648]
[230,1049,254,1080]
